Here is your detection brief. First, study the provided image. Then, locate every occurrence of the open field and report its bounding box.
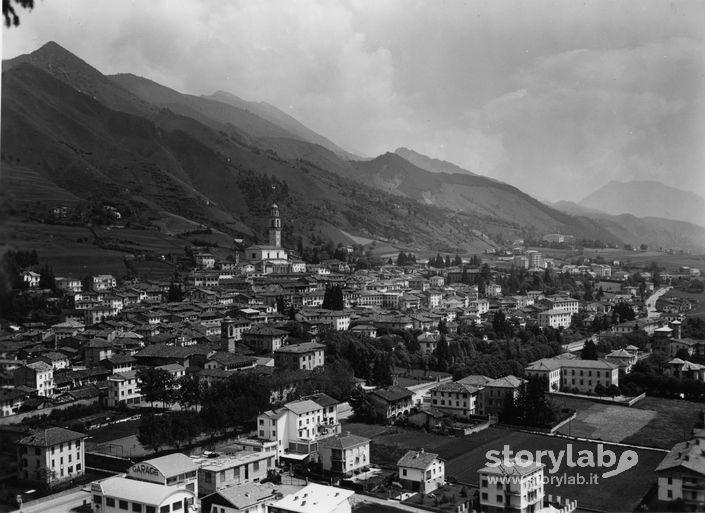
[1,221,128,275]
[441,428,665,512]
[554,395,700,449]
[352,421,667,512]
[621,396,702,449]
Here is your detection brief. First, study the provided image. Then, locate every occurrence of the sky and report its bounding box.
[3,0,705,202]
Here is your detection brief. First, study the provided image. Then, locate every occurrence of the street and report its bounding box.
[12,487,88,513]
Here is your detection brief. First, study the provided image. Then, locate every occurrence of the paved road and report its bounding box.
[12,487,88,513]
[645,287,670,318]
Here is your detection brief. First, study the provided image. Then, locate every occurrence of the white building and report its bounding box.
[92,274,117,291]
[656,429,705,509]
[194,450,274,495]
[257,394,340,462]
[430,381,481,417]
[397,449,445,494]
[274,342,325,371]
[17,427,86,488]
[14,361,54,397]
[478,459,544,513]
[525,358,619,394]
[106,370,142,408]
[317,432,371,477]
[537,309,572,329]
[269,483,353,513]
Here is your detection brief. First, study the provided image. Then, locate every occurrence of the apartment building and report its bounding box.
[397,449,445,494]
[17,427,86,488]
[478,459,544,513]
[317,432,371,477]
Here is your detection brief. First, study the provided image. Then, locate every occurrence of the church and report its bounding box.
[243,204,290,273]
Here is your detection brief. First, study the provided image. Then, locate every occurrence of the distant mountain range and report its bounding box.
[579,180,705,228]
[2,41,705,260]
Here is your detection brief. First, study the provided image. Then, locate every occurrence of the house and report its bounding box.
[91,274,116,292]
[317,432,371,477]
[537,309,572,329]
[200,481,283,513]
[397,449,445,494]
[478,459,546,513]
[478,376,524,416]
[430,381,481,417]
[31,351,70,371]
[243,326,288,354]
[350,325,377,338]
[656,429,705,509]
[257,394,341,462]
[195,450,274,495]
[274,342,325,371]
[55,276,82,293]
[126,453,199,491]
[16,427,86,488]
[667,359,705,382]
[21,271,41,288]
[14,361,54,397]
[106,370,142,408]
[0,388,26,417]
[605,348,638,373]
[268,483,353,513]
[196,252,216,269]
[367,385,414,421]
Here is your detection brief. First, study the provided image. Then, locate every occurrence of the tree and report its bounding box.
[167,282,183,302]
[137,413,170,452]
[322,284,344,310]
[594,383,606,397]
[3,0,33,27]
[581,339,599,360]
[170,412,202,448]
[137,368,175,408]
[38,264,55,291]
[176,372,202,411]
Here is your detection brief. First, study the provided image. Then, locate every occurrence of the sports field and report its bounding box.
[350,421,667,512]
[555,395,700,449]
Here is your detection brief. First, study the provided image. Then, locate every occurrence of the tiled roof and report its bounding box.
[18,427,86,447]
[275,342,325,354]
[369,385,413,402]
[397,449,440,469]
[318,432,370,450]
[656,439,705,475]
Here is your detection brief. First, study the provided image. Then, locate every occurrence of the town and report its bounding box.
[1,203,704,513]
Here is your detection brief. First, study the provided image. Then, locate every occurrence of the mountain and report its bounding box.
[394,147,481,177]
[547,200,607,217]
[0,44,500,268]
[2,41,153,117]
[580,180,705,227]
[205,91,361,160]
[350,152,617,243]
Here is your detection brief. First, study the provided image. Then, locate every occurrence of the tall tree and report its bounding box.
[581,339,599,360]
[322,284,344,310]
[137,368,175,408]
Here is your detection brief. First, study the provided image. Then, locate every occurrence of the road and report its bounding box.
[645,287,670,318]
[12,487,89,513]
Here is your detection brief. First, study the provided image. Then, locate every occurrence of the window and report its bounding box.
[253,461,259,472]
[106,498,116,507]
[119,499,129,510]
[146,507,156,513]
[172,501,182,511]
[497,495,503,503]
[132,503,143,512]
[77,464,82,471]
[402,469,407,476]
[93,495,101,504]
[160,506,170,513]
[481,492,488,500]
[35,448,41,456]
[68,466,73,473]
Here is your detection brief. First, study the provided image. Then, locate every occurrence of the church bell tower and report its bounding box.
[268,204,282,248]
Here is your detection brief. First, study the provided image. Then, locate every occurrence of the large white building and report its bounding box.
[268,483,353,513]
[525,358,619,394]
[537,309,572,329]
[656,429,705,510]
[89,453,199,513]
[317,432,371,478]
[244,204,289,270]
[17,427,86,488]
[478,459,544,513]
[257,394,341,462]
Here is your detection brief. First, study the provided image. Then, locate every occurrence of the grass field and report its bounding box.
[352,420,666,512]
[553,395,700,449]
[621,396,702,448]
[441,428,665,512]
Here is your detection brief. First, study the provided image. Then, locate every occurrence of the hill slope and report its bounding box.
[350,153,617,243]
[580,180,705,227]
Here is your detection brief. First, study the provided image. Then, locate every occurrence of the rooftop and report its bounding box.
[397,449,440,470]
[268,483,353,513]
[18,427,86,447]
